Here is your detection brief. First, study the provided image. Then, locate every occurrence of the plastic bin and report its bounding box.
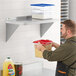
[33,39,52,58]
[30,3,55,19]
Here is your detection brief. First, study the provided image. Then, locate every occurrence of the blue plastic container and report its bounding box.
[30,3,55,7]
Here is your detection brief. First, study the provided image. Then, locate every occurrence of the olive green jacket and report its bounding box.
[43,36,76,76]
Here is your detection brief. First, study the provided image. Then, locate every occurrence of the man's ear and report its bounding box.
[67,29,72,35]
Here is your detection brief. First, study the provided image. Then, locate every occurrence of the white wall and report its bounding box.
[0,0,60,75]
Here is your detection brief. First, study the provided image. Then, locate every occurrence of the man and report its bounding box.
[36,20,76,76]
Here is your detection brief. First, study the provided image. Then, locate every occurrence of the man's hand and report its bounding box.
[43,43,52,51]
[35,42,46,52]
[52,42,60,48]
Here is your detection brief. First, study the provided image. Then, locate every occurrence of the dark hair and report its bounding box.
[62,20,76,34]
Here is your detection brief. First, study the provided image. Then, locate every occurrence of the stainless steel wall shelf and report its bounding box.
[6,16,57,41]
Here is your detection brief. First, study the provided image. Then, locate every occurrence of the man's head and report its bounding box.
[61,20,76,39]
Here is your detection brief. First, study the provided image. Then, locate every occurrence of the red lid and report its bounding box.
[33,39,52,44]
[33,40,40,43]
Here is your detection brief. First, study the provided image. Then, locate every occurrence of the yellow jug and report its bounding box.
[3,57,15,76]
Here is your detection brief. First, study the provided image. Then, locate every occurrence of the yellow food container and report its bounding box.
[33,39,52,58]
[35,48,43,58]
[34,43,52,58]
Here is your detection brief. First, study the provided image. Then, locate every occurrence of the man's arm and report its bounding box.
[43,43,70,61]
[52,42,60,48]
[35,42,69,61]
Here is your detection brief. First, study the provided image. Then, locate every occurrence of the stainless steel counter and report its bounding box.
[23,68,55,76]
[23,61,55,76]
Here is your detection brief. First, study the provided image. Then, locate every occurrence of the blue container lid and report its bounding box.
[30,3,55,7]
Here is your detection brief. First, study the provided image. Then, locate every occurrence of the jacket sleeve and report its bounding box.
[43,43,72,61]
